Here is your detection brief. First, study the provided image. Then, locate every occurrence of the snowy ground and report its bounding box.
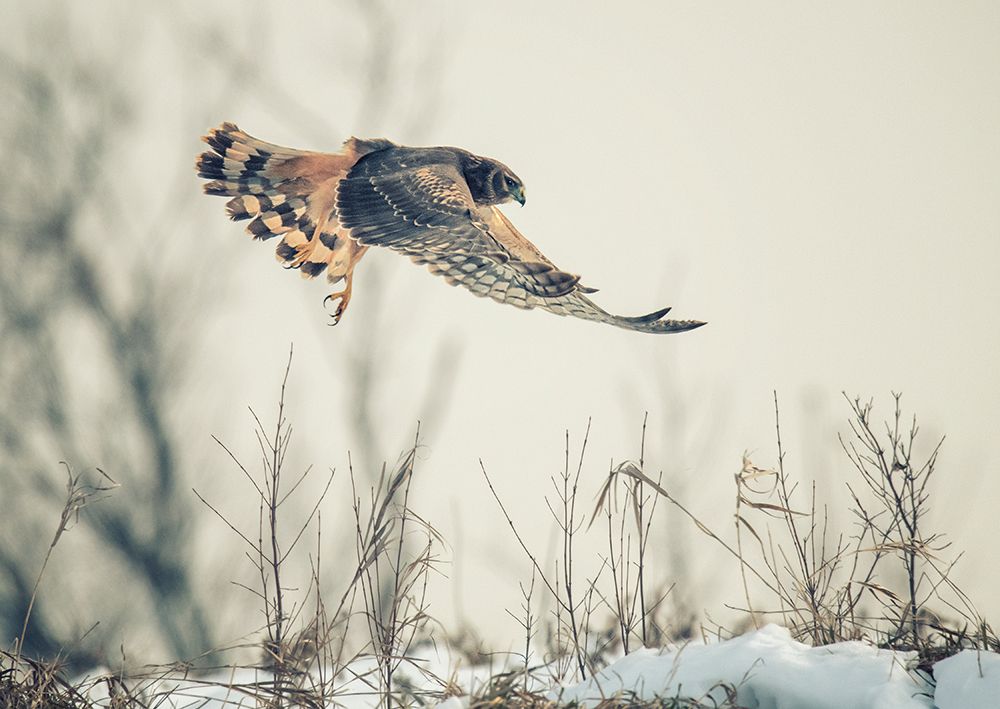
[80,625,1000,708]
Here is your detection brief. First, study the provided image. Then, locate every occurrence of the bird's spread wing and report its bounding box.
[480,208,705,333]
[337,159,582,301]
[196,123,376,282]
[337,153,705,334]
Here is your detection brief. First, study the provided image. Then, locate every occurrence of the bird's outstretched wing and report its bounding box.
[336,150,705,334]
[480,208,706,334]
[337,155,582,300]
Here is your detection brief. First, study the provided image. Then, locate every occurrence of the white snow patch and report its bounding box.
[550,625,933,709]
[932,649,1000,709]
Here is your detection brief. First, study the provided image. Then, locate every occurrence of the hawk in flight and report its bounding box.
[196,123,704,333]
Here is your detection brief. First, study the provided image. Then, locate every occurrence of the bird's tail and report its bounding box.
[196,123,371,282]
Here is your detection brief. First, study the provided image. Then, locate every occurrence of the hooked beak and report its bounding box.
[511,185,526,206]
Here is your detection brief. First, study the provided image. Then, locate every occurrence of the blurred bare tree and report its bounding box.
[0,1,452,666]
[0,7,221,663]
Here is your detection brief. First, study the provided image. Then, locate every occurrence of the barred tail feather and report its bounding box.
[197,122,372,283]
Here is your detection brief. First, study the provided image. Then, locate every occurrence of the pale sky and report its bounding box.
[7,0,1000,655]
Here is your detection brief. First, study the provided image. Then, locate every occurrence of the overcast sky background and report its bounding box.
[6,1,1000,657]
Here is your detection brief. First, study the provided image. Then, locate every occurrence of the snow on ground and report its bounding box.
[932,649,1000,709]
[78,625,1000,708]
[548,625,932,709]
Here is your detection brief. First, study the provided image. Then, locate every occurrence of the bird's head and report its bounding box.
[495,166,526,206]
[462,154,526,207]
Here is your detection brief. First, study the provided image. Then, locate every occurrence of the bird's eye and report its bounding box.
[505,176,516,188]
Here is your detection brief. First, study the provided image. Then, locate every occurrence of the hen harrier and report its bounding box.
[196,123,704,333]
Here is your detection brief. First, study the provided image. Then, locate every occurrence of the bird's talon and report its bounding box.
[323,290,350,325]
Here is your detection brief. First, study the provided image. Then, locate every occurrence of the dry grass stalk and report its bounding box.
[194,347,339,706]
[350,432,443,708]
[481,422,606,683]
[2,465,117,708]
[5,392,999,707]
[14,465,118,664]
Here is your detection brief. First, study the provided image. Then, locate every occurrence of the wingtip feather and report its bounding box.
[621,306,673,324]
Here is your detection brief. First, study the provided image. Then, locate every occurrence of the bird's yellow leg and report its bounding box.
[323,245,369,325]
[324,272,354,325]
